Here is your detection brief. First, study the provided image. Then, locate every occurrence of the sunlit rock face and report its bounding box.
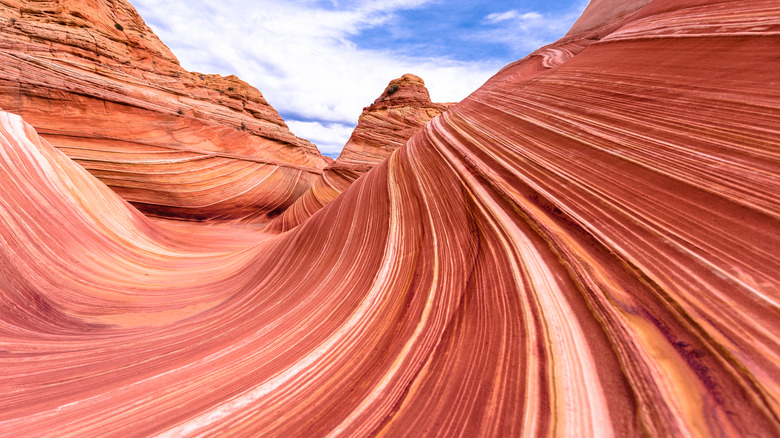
[267,74,451,232]
[0,0,326,221]
[1,0,780,437]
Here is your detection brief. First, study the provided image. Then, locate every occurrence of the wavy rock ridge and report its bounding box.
[1,0,780,436]
[267,74,451,232]
[0,0,326,221]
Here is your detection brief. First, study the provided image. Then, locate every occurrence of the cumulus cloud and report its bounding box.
[131,0,582,156]
[285,120,356,157]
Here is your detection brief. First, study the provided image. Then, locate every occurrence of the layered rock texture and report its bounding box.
[0,0,327,221]
[1,0,780,436]
[267,74,450,232]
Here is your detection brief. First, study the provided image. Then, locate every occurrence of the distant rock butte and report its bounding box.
[337,74,451,167]
[0,0,327,221]
[267,74,451,232]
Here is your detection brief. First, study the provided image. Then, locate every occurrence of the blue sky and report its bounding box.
[132,0,588,157]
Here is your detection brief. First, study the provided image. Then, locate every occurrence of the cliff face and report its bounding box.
[1,0,780,436]
[267,74,451,232]
[0,0,327,221]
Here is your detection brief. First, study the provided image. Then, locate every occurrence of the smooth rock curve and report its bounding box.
[1,0,779,436]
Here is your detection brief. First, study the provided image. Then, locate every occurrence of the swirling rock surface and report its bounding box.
[267,74,450,232]
[0,0,326,221]
[1,0,780,437]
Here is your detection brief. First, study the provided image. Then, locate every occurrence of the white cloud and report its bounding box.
[476,2,588,55]
[285,120,355,157]
[484,10,542,24]
[132,0,501,156]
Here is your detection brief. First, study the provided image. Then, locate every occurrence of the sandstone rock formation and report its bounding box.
[267,74,450,232]
[1,0,779,436]
[0,0,327,221]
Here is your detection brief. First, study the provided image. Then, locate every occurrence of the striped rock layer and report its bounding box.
[0,0,327,221]
[1,0,780,437]
[267,74,451,232]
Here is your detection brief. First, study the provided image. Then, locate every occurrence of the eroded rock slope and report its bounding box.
[0,0,326,221]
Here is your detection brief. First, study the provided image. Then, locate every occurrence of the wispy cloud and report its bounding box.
[476,1,588,56]
[484,10,543,24]
[131,0,583,156]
